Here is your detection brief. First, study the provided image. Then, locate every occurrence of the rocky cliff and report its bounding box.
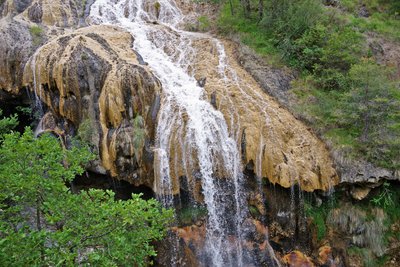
[0,0,340,194]
[0,1,338,195]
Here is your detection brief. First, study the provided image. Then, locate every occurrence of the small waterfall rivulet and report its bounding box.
[88,1,280,266]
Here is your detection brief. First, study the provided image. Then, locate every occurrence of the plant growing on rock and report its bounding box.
[371,182,395,209]
[29,25,43,46]
[132,115,146,163]
[77,117,94,144]
[198,15,211,32]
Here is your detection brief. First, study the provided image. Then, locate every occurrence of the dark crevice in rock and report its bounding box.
[0,89,35,132]
[71,171,155,200]
[14,0,32,14]
[27,2,42,23]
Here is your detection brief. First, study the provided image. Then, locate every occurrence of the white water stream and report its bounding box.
[88,1,276,266]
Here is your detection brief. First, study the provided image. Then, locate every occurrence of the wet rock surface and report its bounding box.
[0,19,32,94]
[22,25,162,188]
[1,0,339,195]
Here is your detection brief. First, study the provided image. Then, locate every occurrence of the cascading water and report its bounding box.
[88,1,278,266]
[24,48,46,136]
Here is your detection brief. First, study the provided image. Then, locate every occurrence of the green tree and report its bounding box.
[0,126,173,265]
[0,109,18,137]
[340,60,400,168]
[262,0,322,57]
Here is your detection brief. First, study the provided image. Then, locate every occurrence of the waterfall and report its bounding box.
[88,1,278,266]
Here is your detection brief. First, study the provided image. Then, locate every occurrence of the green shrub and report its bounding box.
[340,61,400,168]
[29,25,43,46]
[316,68,349,91]
[261,0,323,57]
[177,206,207,225]
[304,199,334,241]
[77,118,94,144]
[132,115,146,162]
[319,28,363,72]
[371,182,395,209]
[0,120,173,266]
[291,24,328,70]
[198,15,211,32]
[0,109,18,137]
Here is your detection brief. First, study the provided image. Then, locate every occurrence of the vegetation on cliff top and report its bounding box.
[216,0,400,170]
[0,113,173,266]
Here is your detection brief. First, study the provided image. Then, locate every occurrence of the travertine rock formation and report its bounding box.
[22,25,162,187]
[0,0,338,193]
[199,40,339,191]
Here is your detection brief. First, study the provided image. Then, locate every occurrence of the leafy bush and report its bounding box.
[261,0,323,57]
[29,25,43,46]
[304,199,334,241]
[370,182,395,209]
[217,0,399,169]
[0,109,18,136]
[198,15,211,32]
[315,68,349,91]
[0,120,173,265]
[340,61,400,168]
[77,117,94,144]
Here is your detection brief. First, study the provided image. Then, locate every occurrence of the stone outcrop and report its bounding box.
[159,219,280,267]
[0,19,32,95]
[282,250,315,267]
[334,149,400,189]
[234,36,296,107]
[170,36,339,192]
[22,25,162,187]
[22,0,87,27]
[1,0,32,18]
[1,0,339,194]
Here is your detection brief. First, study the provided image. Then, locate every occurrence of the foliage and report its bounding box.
[132,115,146,162]
[261,0,323,58]
[77,117,94,145]
[217,0,282,64]
[217,0,400,169]
[339,61,400,168]
[177,205,208,226]
[198,15,211,32]
[15,106,33,116]
[0,109,18,137]
[0,123,173,265]
[29,25,43,46]
[291,22,364,90]
[370,182,395,209]
[304,196,336,241]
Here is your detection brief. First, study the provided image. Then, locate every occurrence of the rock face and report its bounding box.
[234,37,295,107]
[0,0,339,194]
[183,38,338,191]
[327,205,387,257]
[22,25,162,187]
[158,219,280,267]
[367,33,400,78]
[335,150,400,185]
[0,19,32,95]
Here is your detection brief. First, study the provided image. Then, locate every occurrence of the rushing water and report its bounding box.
[88,1,277,266]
